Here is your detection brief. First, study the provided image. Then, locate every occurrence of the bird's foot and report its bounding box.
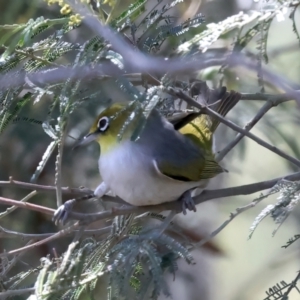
[52,199,76,225]
[179,190,197,215]
[53,183,109,225]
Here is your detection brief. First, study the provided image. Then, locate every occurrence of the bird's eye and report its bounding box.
[97,116,109,132]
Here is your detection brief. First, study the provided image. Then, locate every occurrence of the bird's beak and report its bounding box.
[73,132,97,149]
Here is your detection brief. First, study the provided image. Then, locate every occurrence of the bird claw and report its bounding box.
[179,190,197,215]
[52,199,76,225]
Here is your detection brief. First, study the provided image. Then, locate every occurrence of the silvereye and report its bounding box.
[75,87,240,212]
[53,84,240,224]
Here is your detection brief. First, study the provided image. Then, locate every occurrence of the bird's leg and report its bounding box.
[94,182,110,198]
[53,182,109,225]
[179,190,197,215]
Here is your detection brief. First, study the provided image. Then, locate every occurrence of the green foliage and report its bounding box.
[107,227,194,299]
[249,180,300,238]
[264,274,300,300]
[110,0,147,28]
[290,4,300,44]
[1,0,300,299]
[282,234,300,249]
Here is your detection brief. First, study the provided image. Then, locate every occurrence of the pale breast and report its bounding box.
[98,141,200,206]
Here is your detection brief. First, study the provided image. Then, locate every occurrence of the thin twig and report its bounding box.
[1,239,36,279]
[0,190,37,220]
[156,211,176,236]
[0,225,111,240]
[240,92,296,101]
[105,0,121,24]
[55,124,67,207]
[282,271,300,299]
[0,196,55,216]
[0,222,80,258]
[0,177,93,196]
[14,48,61,68]
[195,197,265,248]
[216,93,293,161]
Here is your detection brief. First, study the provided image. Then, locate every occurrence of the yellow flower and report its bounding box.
[69,14,82,26]
[46,0,60,5]
[60,4,72,15]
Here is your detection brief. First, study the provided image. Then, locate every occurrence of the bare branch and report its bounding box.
[1,172,300,224]
[195,197,266,248]
[0,196,55,216]
[0,287,35,298]
[217,93,293,161]
[0,177,93,196]
[0,190,37,220]
[240,92,297,101]
[1,239,36,279]
[0,225,111,240]
[282,271,300,298]
[0,222,80,258]
[67,171,300,224]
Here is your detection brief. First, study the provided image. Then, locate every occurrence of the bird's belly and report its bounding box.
[99,143,200,206]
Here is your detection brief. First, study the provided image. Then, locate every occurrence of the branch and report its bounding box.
[67,171,300,223]
[0,288,35,298]
[217,93,293,161]
[14,48,61,68]
[0,169,298,259]
[0,225,111,240]
[195,195,266,248]
[0,177,93,196]
[0,190,37,220]
[0,196,55,216]
[0,173,299,259]
[282,271,300,299]
[55,125,67,207]
[168,87,300,168]
[0,55,226,91]
[1,239,36,280]
[1,172,300,223]
[0,222,80,258]
[240,92,296,101]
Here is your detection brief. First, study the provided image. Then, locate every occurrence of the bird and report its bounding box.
[53,83,240,224]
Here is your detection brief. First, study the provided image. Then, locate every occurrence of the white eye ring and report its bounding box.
[97,116,110,132]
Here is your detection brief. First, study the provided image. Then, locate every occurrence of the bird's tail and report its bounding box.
[190,80,241,133]
[210,90,241,133]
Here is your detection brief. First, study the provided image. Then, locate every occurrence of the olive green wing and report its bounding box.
[154,154,224,182]
[149,109,224,182]
[200,154,225,179]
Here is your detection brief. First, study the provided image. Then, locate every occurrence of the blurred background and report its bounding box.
[0,0,300,299]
